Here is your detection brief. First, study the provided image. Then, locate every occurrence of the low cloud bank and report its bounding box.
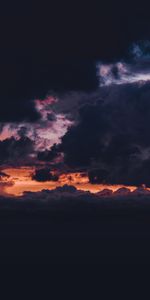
[0,185,150,212]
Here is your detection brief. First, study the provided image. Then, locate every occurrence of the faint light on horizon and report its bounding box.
[1,167,138,196]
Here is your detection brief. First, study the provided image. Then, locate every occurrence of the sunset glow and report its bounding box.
[0,167,138,196]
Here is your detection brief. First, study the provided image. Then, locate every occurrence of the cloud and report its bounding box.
[57,81,150,187]
[97,60,150,86]
[0,136,34,166]
[0,181,14,196]
[97,41,150,86]
[1,40,150,187]
[130,41,150,60]
[32,168,59,182]
[0,100,73,163]
[113,187,131,196]
[37,144,60,162]
[88,169,109,184]
[96,189,113,197]
[0,172,14,196]
[0,184,150,210]
[0,171,9,179]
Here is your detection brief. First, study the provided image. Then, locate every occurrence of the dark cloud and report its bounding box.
[37,144,60,162]
[58,81,150,186]
[88,169,109,184]
[60,103,109,168]
[2,184,150,208]
[32,168,59,182]
[17,126,28,138]
[113,187,131,196]
[0,136,34,166]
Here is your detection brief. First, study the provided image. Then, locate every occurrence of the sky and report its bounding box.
[1,2,150,196]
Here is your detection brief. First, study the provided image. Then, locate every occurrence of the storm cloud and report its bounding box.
[58,81,150,187]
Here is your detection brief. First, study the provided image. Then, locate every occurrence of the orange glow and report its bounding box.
[0,167,139,196]
[0,126,16,141]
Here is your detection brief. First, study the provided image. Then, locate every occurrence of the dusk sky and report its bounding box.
[1,2,150,197]
[2,0,150,275]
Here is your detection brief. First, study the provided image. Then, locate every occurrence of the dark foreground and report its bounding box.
[0,195,150,266]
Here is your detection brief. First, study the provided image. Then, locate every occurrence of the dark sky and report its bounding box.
[1,2,150,58]
[1,1,150,195]
[1,2,150,273]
